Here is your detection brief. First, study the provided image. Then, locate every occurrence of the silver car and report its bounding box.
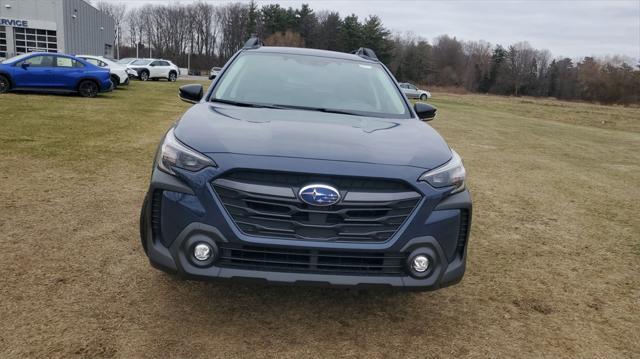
[399,82,431,100]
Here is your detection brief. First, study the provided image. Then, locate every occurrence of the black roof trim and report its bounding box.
[351,47,378,61]
[243,37,264,49]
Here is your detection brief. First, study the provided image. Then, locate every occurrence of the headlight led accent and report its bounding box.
[156,128,216,175]
[419,149,466,193]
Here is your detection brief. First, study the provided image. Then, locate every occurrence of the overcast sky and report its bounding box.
[102,0,640,60]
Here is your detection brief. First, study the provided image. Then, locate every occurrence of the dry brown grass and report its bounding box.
[1,83,639,358]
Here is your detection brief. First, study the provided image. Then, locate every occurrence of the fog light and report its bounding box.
[411,255,430,273]
[193,243,212,261]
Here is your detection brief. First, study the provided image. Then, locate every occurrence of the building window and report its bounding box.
[14,27,57,54]
[0,26,6,58]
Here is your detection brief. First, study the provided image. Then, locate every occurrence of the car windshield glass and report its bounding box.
[132,59,150,65]
[118,58,134,64]
[212,52,409,118]
[2,53,31,64]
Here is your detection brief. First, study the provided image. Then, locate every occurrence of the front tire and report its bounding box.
[0,75,10,93]
[78,80,98,98]
[420,94,427,101]
[168,71,177,82]
[139,70,149,81]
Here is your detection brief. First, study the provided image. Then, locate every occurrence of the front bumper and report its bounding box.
[141,159,472,291]
[101,80,113,92]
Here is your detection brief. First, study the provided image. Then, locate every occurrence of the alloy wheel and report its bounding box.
[79,81,98,98]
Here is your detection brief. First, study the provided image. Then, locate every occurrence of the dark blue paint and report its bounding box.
[141,46,473,290]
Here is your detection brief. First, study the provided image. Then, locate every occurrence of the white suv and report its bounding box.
[128,59,180,82]
[77,55,136,88]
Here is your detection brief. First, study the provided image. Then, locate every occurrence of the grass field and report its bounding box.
[1,81,639,358]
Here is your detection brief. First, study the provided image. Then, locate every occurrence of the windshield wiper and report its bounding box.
[211,98,282,109]
[212,99,366,116]
[268,104,366,117]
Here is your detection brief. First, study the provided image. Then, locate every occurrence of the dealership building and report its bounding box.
[0,0,114,59]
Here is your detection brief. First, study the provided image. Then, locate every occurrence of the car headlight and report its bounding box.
[156,128,216,175]
[419,149,466,193]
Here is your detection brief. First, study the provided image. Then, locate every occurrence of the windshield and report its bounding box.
[118,58,134,64]
[132,59,150,65]
[212,52,409,118]
[2,53,31,64]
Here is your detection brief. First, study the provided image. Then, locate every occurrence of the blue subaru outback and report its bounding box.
[0,52,112,97]
[140,40,472,291]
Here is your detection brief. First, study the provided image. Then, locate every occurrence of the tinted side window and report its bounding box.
[22,55,55,67]
[151,61,162,66]
[83,58,100,66]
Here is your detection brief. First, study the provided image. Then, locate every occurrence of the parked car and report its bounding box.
[128,59,180,82]
[140,40,472,291]
[399,82,431,100]
[209,66,222,80]
[77,55,137,88]
[0,52,112,97]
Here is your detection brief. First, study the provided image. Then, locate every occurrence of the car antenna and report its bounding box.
[351,47,378,61]
[243,36,264,49]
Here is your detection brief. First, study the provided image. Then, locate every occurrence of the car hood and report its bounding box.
[174,103,452,170]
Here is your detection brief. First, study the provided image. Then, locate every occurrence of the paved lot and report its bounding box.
[0,82,638,358]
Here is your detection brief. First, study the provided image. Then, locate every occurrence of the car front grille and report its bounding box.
[212,170,421,242]
[217,243,407,276]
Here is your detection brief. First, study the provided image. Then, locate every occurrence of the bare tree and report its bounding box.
[506,42,537,96]
[463,40,492,91]
[95,1,126,58]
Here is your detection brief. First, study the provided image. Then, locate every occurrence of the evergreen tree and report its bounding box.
[339,14,362,52]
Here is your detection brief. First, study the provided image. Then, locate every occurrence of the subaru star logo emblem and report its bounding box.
[299,184,340,206]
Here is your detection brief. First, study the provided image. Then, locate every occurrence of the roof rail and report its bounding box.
[243,37,264,49]
[351,47,378,60]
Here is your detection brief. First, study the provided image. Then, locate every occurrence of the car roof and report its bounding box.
[243,46,378,63]
[24,52,72,57]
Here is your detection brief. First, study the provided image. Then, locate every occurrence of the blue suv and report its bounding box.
[140,40,472,291]
[0,53,112,97]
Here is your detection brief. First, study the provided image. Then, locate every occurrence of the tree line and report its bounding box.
[95,1,639,105]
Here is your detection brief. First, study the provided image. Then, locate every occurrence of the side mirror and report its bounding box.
[21,62,31,69]
[179,84,203,104]
[208,74,216,80]
[414,102,437,121]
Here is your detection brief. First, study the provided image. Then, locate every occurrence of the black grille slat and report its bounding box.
[151,190,163,240]
[456,209,470,258]
[218,244,406,275]
[213,170,421,243]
